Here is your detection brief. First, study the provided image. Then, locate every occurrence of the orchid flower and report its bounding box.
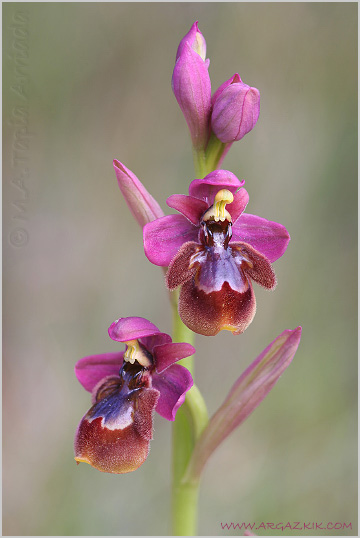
[74,317,194,473]
[143,170,290,335]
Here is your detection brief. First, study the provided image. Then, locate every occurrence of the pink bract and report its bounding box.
[113,160,164,229]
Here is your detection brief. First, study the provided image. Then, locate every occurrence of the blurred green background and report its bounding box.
[3,2,357,536]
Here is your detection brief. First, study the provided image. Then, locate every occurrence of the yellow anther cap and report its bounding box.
[203,189,234,223]
[124,340,152,367]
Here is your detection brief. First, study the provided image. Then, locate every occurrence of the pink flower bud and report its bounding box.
[211,73,242,107]
[172,22,211,151]
[176,21,207,62]
[211,74,260,143]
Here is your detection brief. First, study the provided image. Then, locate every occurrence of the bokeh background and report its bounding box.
[3,2,357,536]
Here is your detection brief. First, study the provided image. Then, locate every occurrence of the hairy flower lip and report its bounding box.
[165,237,276,336]
[74,388,159,474]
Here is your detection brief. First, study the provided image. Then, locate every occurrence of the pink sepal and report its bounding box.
[113,160,164,228]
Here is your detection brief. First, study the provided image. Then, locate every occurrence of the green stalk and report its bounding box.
[171,139,217,535]
[204,132,226,173]
[171,292,208,535]
[193,136,227,178]
[192,147,207,179]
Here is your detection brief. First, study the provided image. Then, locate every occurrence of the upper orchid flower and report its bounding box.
[143,171,290,336]
[172,21,211,151]
[74,317,194,474]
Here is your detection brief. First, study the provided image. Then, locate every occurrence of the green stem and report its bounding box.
[171,291,208,535]
[172,477,200,536]
[193,135,227,179]
[192,148,207,179]
[204,132,226,173]
[172,130,222,534]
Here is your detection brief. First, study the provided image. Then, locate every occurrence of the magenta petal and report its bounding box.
[227,187,249,223]
[166,194,208,225]
[143,214,198,266]
[108,317,161,342]
[232,213,290,263]
[113,160,164,228]
[189,170,245,205]
[140,333,172,354]
[153,342,195,374]
[75,352,124,393]
[152,364,193,421]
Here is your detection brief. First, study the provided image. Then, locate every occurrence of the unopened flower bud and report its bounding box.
[211,74,260,143]
[172,22,211,151]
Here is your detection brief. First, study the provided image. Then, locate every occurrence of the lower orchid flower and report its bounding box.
[143,170,290,336]
[74,317,194,474]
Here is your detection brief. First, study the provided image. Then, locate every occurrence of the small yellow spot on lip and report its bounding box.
[203,189,234,223]
[75,457,91,466]
[221,324,237,333]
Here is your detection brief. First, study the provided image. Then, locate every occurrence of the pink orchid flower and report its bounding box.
[143,171,290,336]
[74,317,194,474]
